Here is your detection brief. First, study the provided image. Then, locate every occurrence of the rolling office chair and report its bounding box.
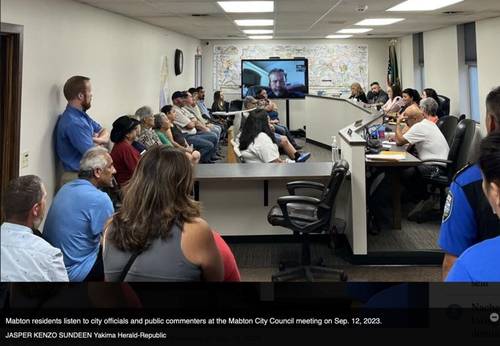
[413,119,477,223]
[437,115,459,147]
[229,99,243,112]
[267,160,349,282]
[437,95,450,116]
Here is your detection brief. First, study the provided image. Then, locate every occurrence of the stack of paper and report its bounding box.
[366,151,406,161]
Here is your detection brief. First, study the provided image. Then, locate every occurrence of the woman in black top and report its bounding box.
[422,88,445,117]
[349,82,368,104]
[211,91,228,112]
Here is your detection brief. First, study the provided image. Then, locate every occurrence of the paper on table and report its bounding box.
[382,140,396,145]
[366,151,406,161]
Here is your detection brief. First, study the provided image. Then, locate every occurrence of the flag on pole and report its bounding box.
[387,40,400,88]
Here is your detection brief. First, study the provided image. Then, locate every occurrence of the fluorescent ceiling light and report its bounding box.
[243,29,273,34]
[326,35,353,39]
[218,1,274,13]
[235,19,274,26]
[248,35,273,39]
[248,35,273,40]
[337,28,372,34]
[387,0,464,12]
[355,18,405,26]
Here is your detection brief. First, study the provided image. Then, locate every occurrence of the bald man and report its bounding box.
[394,104,450,217]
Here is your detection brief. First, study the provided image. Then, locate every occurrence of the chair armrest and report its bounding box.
[419,159,452,165]
[286,181,325,195]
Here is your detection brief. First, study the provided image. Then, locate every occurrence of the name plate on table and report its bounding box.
[366,151,406,161]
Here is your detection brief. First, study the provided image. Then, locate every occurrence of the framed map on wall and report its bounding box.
[213,43,369,96]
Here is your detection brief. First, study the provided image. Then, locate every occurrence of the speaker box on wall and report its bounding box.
[174,49,183,76]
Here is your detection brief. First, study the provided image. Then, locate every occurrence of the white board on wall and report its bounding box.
[213,44,369,96]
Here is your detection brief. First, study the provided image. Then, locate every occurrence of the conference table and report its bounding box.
[365,144,421,229]
[194,162,334,236]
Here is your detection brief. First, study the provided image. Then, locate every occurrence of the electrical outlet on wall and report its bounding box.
[21,151,29,169]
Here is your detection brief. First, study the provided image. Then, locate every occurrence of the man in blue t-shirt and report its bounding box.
[446,132,500,282]
[43,147,115,282]
[439,86,500,279]
[55,76,109,188]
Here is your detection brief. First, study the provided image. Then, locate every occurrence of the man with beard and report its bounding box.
[55,76,109,188]
[1,175,68,281]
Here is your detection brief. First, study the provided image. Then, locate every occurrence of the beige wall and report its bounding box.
[476,16,500,130]
[1,0,200,205]
[423,26,461,115]
[398,34,415,89]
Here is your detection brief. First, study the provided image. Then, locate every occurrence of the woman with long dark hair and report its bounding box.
[239,109,282,163]
[446,133,500,282]
[399,88,421,115]
[211,91,228,112]
[422,88,445,117]
[103,147,223,281]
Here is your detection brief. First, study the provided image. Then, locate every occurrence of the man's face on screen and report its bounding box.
[269,72,287,96]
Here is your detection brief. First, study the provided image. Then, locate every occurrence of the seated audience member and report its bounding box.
[135,106,162,148]
[438,86,500,279]
[55,75,109,187]
[211,90,228,113]
[196,86,228,135]
[211,231,241,281]
[43,147,115,282]
[367,82,389,105]
[349,82,368,104]
[110,116,141,186]
[255,88,301,149]
[103,147,224,282]
[394,105,450,214]
[382,84,404,115]
[154,112,200,164]
[239,109,310,163]
[446,132,500,282]
[420,97,440,124]
[172,91,218,163]
[1,175,68,282]
[185,91,222,143]
[399,88,421,115]
[422,88,445,117]
[233,96,258,138]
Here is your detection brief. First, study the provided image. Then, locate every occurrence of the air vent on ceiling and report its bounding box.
[192,13,209,17]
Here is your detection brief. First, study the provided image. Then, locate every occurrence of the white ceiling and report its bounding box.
[75,0,500,39]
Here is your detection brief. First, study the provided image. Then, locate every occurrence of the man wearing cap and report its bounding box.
[109,116,142,186]
[43,146,115,281]
[55,76,109,188]
[171,91,218,163]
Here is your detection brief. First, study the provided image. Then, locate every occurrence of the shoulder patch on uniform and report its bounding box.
[442,192,454,223]
[452,162,473,181]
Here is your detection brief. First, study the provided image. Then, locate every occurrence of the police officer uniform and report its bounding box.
[438,163,500,257]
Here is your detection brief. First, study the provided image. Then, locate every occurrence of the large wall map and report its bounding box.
[213,43,369,95]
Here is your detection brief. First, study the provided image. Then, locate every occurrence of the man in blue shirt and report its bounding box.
[446,132,500,282]
[43,147,115,281]
[55,75,109,188]
[439,86,500,279]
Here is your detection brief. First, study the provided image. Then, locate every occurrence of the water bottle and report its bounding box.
[331,136,340,162]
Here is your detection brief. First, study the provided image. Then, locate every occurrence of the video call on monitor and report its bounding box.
[241,59,309,99]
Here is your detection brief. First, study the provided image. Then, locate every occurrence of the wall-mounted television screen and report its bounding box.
[241,59,309,99]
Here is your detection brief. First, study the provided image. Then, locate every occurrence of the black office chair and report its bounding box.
[267,160,349,282]
[437,115,459,147]
[437,95,450,116]
[459,114,466,121]
[229,99,243,112]
[414,119,477,223]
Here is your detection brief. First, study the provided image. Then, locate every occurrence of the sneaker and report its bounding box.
[296,152,311,162]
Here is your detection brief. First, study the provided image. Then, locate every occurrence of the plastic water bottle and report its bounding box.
[331,136,340,162]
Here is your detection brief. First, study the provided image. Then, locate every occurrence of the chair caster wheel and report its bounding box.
[340,273,348,281]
